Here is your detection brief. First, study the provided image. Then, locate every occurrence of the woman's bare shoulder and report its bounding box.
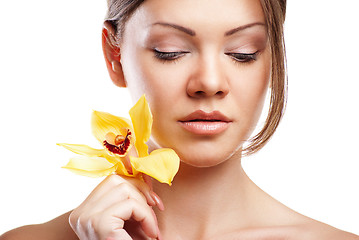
[227,223,358,240]
[0,211,78,240]
[275,213,359,240]
[262,194,359,240]
[296,221,359,240]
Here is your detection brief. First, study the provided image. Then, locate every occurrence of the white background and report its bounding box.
[0,0,358,235]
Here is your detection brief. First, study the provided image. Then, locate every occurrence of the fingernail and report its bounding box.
[144,183,156,206]
[148,193,156,206]
[150,191,165,211]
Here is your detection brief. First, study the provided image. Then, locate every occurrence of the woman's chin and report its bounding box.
[177,148,241,168]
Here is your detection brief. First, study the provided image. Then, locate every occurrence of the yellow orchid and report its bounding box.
[58,95,180,185]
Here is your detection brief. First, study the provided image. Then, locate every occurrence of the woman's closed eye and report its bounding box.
[153,49,190,61]
[153,48,258,64]
[226,51,258,63]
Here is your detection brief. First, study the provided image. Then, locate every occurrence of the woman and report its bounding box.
[1,0,358,239]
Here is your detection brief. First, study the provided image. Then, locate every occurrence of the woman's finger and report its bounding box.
[83,174,156,207]
[89,181,149,215]
[96,198,159,239]
[142,173,153,190]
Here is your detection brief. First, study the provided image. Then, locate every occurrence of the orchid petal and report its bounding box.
[62,156,117,178]
[57,143,105,156]
[129,95,152,157]
[92,110,133,144]
[57,143,121,165]
[130,148,180,185]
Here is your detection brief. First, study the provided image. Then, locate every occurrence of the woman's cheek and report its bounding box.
[231,62,270,137]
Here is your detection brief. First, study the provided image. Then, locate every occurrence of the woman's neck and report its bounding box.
[152,151,262,239]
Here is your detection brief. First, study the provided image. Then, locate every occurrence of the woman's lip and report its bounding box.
[178,110,231,135]
[179,110,231,122]
[179,121,230,135]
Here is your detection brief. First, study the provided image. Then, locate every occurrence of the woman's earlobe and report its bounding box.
[102,22,127,88]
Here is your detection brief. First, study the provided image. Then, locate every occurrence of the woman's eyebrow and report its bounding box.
[150,21,265,37]
[225,22,266,36]
[151,22,196,36]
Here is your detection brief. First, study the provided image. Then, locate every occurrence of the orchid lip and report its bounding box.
[179,110,231,123]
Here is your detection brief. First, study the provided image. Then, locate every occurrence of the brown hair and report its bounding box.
[244,0,287,156]
[104,0,287,156]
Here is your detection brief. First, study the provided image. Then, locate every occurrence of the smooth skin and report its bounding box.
[1,0,358,239]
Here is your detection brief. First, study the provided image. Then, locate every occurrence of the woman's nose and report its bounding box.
[186,56,229,99]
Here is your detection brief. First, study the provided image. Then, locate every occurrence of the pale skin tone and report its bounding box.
[1,0,358,239]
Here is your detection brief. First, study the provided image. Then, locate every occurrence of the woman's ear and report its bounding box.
[102,21,126,88]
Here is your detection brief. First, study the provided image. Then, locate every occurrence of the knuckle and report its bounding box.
[127,197,149,212]
[120,183,148,204]
[126,197,139,207]
[69,210,80,228]
[78,213,91,229]
[116,182,134,197]
[70,210,93,230]
[106,174,125,185]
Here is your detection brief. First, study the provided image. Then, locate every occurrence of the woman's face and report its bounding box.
[119,0,271,167]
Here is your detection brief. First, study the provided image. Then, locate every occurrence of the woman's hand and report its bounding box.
[69,174,163,240]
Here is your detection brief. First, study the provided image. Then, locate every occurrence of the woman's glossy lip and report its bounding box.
[179,121,230,135]
[179,110,231,122]
[178,110,231,135]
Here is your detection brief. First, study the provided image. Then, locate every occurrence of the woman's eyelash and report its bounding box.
[226,52,258,63]
[153,49,188,61]
[153,49,258,63]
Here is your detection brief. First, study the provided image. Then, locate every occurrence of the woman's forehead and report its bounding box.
[130,0,266,31]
